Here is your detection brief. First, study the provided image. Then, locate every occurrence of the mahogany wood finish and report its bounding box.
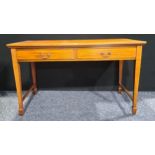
[7,39,146,116]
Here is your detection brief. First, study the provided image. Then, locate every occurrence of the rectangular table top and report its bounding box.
[7,39,147,48]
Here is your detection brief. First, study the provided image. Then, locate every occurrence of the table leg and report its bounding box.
[118,60,124,94]
[11,49,24,115]
[133,46,142,114]
[31,62,37,94]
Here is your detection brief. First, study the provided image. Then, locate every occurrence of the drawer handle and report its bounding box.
[39,53,51,59]
[100,52,105,56]
[100,52,111,56]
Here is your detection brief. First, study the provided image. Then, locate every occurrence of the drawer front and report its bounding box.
[16,48,75,61]
[77,47,136,60]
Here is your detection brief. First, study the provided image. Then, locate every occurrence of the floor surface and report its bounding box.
[0,91,155,121]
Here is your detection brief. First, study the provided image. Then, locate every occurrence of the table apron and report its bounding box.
[15,47,137,62]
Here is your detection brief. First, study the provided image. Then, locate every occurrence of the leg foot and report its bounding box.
[32,88,38,95]
[132,106,137,115]
[18,109,24,116]
[118,86,122,94]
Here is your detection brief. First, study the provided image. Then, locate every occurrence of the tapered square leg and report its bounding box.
[118,60,124,94]
[133,46,142,115]
[31,62,37,95]
[11,49,24,116]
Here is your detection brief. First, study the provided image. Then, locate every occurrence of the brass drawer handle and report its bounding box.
[39,53,51,59]
[100,52,105,56]
[100,52,112,56]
